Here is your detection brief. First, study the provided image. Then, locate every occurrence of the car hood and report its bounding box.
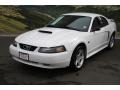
[16,27,87,47]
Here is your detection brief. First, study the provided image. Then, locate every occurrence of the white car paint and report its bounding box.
[9,13,117,69]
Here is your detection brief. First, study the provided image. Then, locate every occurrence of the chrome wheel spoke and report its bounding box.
[75,50,84,68]
[110,36,114,48]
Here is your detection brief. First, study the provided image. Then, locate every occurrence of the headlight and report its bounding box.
[38,45,66,53]
[12,41,17,47]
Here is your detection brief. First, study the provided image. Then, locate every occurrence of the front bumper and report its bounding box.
[9,45,71,69]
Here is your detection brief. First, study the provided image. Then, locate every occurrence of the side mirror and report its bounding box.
[91,27,100,32]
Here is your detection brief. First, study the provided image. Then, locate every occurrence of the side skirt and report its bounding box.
[86,43,108,59]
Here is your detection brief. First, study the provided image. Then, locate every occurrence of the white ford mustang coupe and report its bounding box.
[9,13,117,70]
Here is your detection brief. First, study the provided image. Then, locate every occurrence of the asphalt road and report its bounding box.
[0,36,120,85]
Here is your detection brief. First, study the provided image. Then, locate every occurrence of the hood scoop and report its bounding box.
[38,30,52,34]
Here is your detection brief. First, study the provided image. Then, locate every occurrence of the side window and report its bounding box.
[92,17,101,29]
[100,16,108,27]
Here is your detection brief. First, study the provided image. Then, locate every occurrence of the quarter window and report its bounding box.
[92,17,101,29]
[100,16,109,27]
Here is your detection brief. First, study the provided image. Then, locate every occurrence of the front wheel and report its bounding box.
[70,46,85,71]
[108,34,115,49]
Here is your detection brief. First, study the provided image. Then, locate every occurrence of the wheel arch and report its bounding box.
[112,31,116,37]
[69,42,87,69]
[72,42,87,59]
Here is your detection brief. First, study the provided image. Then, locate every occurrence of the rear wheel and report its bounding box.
[108,34,115,49]
[70,46,85,71]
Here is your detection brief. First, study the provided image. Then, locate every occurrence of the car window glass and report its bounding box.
[92,17,101,28]
[50,16,64,25]
[67,17,91,31]
[47,15,91,32]
[100,16,108,27]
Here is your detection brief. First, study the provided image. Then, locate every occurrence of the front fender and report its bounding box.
[68,38,88,56]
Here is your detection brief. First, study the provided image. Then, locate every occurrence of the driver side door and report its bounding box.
[88,16,107,54]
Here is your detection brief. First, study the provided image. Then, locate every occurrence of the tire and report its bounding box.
[107,34,115,49]
[69,46,85,71]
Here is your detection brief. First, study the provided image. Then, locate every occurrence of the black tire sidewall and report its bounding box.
[108,34,115,49]
[70,46,85,70]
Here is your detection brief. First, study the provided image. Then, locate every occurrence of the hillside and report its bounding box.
[0,6,55,34]
[0,5,120,34]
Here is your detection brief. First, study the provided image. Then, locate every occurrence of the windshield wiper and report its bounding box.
[46,25,55,27]
[46,25,82,32]
[64,26,81,31]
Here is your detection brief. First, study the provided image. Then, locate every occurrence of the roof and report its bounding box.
[63,12,103,18]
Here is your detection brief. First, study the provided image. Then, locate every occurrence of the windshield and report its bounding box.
[46,15,91,32]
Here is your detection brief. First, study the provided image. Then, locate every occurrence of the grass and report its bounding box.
[20,10,53,29]
[0,16,28,33]
[0,8,53,34]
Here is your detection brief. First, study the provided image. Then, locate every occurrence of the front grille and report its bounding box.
[19,43,37,51]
